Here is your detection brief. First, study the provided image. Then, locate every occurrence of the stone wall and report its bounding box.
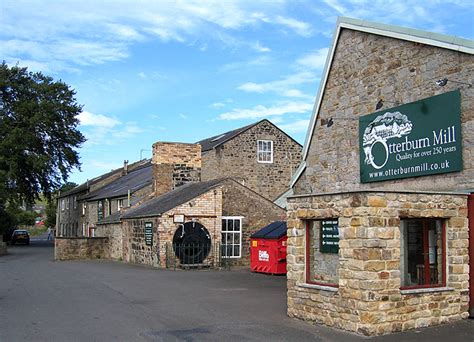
[121,187,223,268]
[221,179,286,266]
[201,120,302,201]
[54,237,110,260]
[287,191,469,336]
[56,159,150,238]
[294,29,474,195]
[122,217,161,267]
[94,222,123,260]
[152,142,202,196]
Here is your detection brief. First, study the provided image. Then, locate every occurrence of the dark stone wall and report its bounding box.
[222,179,286,266]
[201,120,302,201]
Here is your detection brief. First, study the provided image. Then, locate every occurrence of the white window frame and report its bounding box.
[118,198,125,211]
[257,140,273,164]
[61,199,65,211]
[221,216,243,259]
[82,202,86,216]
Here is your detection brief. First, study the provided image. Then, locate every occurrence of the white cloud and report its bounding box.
[276,119,310,134]
[179,113,187,119]
[274,16,313,37]
[252,41,271,53]
[78,111,121,128]
[112,122,144,139]
[78,111,145,146]
[237,72,316,97]
[0,1,311,73]
[219,56,271,72]
[219,102,313,120]
[138,72,147,79]
[296,48,329,70]
[211,102,226,109]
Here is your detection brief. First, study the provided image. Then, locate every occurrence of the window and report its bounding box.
[306,220,339,286]
[97,201,104,221]
[401,219,445,288]
[257,140,273,163]
[118,199,125,211]
[106,199,111,216]
[73,196,77,209]
[82,202,86,216]
[66,198,69,210]
[221,217,242,258]
[61,199,65,211]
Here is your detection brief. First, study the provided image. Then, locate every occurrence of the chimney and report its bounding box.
[152,142,201,197]
[123,160,129,176]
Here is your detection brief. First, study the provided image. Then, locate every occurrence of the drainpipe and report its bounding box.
[468,193,474,317]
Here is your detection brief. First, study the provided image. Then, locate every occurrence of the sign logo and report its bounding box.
[359,90,462,183]
[258,250,269,262]
[363,111,412,169]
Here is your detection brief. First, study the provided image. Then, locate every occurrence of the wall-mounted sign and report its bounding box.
[144,222,153,246]
[173,214,185,223]
[320,220,339,254]
[359,90,462,183]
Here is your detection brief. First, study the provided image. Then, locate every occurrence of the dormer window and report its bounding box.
[257,140,273,163]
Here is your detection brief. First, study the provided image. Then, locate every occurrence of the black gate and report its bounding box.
[172,221,211,264]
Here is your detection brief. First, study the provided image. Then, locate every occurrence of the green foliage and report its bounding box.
[0,204,16,238]
[12,208,37,226]
[45,199,57,229]
[0,62,85,207]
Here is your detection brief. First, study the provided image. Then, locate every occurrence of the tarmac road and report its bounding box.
[0,240,472,341]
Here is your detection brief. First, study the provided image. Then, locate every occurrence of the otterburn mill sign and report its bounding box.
[359,90,462,183]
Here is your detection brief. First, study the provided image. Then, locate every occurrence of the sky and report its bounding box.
[1,0,473,185]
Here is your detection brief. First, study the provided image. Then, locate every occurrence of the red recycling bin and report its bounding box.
[250,221,287,275]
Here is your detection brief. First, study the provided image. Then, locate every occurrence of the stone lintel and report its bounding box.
[296,282,339,292]
[400,287,454,295]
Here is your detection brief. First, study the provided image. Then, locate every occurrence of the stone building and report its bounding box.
[56,159,150,237]
[286,17,473,336]
[80,162,153,237]
[93,142,286,267]
[198,119,302,201]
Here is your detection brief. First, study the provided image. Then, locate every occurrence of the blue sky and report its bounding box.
[1,0,473,185]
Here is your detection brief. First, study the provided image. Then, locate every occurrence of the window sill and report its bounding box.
[296,282,338,292]
[400,286,454,295]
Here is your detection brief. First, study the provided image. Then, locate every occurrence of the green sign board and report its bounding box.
[145,222,153,246]
[320,220,339,254]
[359,90,462,183]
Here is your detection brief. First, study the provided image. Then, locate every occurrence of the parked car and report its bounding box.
[11,230,30,245]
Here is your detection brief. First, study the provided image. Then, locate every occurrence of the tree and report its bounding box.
[0,62,85,205]
[0,62,85,236]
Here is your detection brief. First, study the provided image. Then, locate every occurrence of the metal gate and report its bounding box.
[164,242,231,270]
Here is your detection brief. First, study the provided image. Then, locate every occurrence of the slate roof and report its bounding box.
[122,178,224,219]
[80,162,152,201]
[196,119,302,152]
[196,122,257,152]
[59,159,150,198]
[251,221,287,239]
